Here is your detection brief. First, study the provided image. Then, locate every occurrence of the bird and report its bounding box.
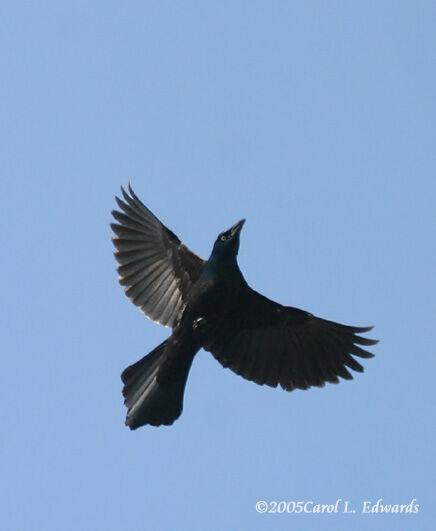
[111,184,377,429]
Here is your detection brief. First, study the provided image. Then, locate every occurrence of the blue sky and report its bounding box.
[1,2,434,530]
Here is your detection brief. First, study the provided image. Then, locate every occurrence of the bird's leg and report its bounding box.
[192,316,207,332]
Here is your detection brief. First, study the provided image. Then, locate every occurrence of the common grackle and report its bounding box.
[111,185,377,429]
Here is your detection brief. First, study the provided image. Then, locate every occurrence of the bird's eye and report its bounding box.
[220,235,227,241]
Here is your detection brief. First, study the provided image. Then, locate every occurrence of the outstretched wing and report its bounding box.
[111,185,205,328]
[202,289,377,390]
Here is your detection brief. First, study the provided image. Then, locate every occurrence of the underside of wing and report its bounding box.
[203,291,377,391]
[111,185,205,328]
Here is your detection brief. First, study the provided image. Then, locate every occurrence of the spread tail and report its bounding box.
[121,340,193,429]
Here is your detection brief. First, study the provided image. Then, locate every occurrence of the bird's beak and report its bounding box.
[230,219,245,237]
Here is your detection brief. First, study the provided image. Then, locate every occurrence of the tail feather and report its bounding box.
[121,340,192,429]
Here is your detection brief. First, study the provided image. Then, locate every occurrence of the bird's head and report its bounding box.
[211,219,246,259]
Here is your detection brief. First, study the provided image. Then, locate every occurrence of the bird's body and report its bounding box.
[112,185,377,429]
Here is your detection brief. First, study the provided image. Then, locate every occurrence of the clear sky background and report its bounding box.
[1,2,434,530]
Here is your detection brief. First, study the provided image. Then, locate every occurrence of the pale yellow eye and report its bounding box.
[220,235,227,241]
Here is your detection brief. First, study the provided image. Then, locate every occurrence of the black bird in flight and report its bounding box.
[111,185,377,429]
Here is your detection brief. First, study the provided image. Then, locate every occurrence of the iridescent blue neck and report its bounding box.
[202,252,245,286]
